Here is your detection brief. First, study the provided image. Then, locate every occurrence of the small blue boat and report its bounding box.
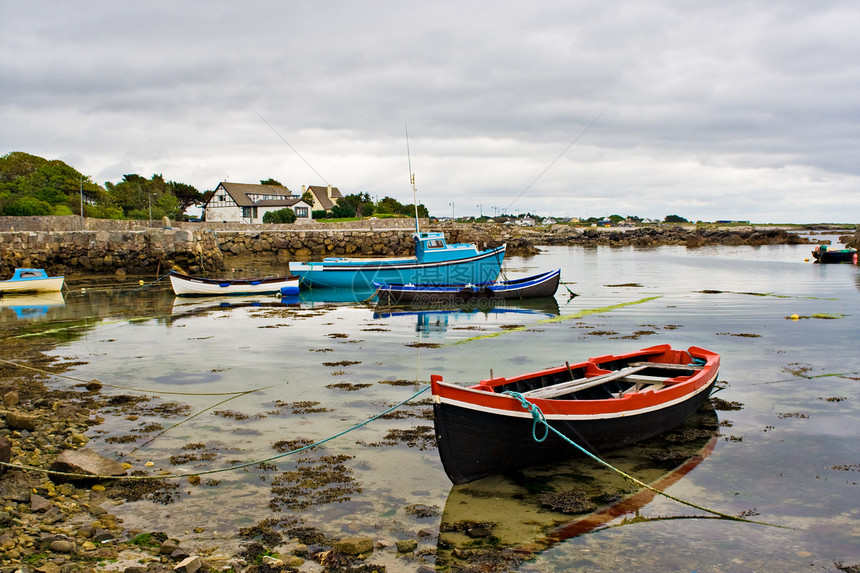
[0,268,65,293]
[288,232,506,289]
[374,269,561,304]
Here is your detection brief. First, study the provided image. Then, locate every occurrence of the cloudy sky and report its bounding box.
[2,1,859,223]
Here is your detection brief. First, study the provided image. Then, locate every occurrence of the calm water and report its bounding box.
[3,234,858,571]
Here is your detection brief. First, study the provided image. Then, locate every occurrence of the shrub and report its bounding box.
[2,196,52,216]
[262,208,297,224]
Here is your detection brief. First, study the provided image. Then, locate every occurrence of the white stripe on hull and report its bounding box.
[434,371,718,421]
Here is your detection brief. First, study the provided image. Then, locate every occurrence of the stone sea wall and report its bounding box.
[0,229,225,276]
[0,216,834,277]
[0,224,510,276]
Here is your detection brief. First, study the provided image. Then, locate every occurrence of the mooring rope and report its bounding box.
[0,385,431,481]
[502,390,789,529]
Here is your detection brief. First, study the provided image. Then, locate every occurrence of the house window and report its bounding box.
[294,207,308,218]
[242,207,257,219]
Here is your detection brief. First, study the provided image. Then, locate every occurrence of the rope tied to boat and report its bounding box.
[503,391,549,442]
[502,390,789,529]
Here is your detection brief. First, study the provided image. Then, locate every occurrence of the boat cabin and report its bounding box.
[413,232,483,263]
[10,268,51,280]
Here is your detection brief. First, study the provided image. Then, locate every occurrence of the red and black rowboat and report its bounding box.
[431,344,720,484]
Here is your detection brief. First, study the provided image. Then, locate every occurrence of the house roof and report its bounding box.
[208,182,299,208]
[255,197,304,207]
[307,185,343,211]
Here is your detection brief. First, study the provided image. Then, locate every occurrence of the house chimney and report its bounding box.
[302,185,306,194]
[327,185,332,199]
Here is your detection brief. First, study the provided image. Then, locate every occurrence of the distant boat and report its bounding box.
[288,232,505,289]
[374,269,560,304]
[169,271,299,296]
[431,344,720,484]
[812,245,858,264]
[0,268,64,293]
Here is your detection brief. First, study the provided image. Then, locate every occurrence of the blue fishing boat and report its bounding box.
[288,232,506,289]
[374,269,560,304]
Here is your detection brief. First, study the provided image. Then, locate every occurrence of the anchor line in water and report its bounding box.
[501,390,790,529]
[0,385,431,481]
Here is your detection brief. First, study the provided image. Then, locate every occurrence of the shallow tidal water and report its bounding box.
[2,233,859,571]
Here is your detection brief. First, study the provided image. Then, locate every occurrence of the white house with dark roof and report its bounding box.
[303,184,343,212]
[202,182,312,223]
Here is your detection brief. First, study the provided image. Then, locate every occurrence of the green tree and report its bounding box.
[333,193,374,218]
[105,174,181,220]
[260,178,284,187]
[374,195,428,218]
[0,151,118,216]
[302,189,315,208]
[170,182,204,216]
[262,208,297,224]
[664,214,689,223]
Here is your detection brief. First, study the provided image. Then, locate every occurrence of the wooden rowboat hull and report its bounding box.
[431,344,720,484]
[169,271,299,296]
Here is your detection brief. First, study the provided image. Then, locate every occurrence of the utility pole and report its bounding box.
[79,175,85,230]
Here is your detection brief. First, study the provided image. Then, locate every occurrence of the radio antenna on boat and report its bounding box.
[504,105,609,212]
[406,123,419,233]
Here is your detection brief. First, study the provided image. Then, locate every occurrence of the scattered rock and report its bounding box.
[0,469,40,501]
[30,493,52,512]
[49,539,75,553]
[48,448,127,484]
[5,410,37,431]
[160,539,181,555]
[3,390,19,407]
[85,380,103,391]
[333,536,374,556]
[0,436,10,474]
[171,547,191,561]
[396,539,418,553]
[173,555,202,573]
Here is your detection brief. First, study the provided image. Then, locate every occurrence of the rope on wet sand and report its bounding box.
[503,390,791,529]
[0,385,431,481]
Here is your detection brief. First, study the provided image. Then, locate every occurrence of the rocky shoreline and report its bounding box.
[1,331,425,573]
[2,219,847,278]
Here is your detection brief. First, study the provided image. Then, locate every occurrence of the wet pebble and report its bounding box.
[48,539,75,553]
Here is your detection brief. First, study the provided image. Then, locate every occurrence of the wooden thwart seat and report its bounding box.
[522,365,650,399]
[628,361,703,371]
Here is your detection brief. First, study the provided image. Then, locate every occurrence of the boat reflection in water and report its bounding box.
[435,407,719,571]
[0,291,66,322]
[374,297,560,335]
